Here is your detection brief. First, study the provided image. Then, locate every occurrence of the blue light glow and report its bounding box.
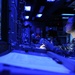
[36,14,42,18]
[24,6,31,11]
[61,14,75,16]
[62,17,69,19]
[47,0,55,2]
[25,16,29,19]
[0,52,70,73]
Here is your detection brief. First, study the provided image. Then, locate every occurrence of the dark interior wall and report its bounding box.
[19,19,70,44]
[24,21,46,38]
[1,0,9,42]
[8,0,17,44]
[0,0,1,40]
[0,0,9,55]
[1,0,18,42]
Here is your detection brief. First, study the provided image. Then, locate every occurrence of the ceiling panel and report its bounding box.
[18,0,75,22]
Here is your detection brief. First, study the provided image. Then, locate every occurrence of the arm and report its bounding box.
[44,39,65,55]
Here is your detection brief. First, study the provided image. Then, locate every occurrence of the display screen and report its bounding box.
[0,0,2,40]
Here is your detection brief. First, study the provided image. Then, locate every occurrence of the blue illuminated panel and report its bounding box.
[61,14,75,16]
[0,52,70,74]
[47,0,55,2]
[36,14,42,18]
[24,6,31,11]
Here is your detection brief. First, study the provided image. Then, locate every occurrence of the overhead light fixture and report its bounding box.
[36,14,42,18]
[47,0,55,2]
[62,17,69,19]
[25,16,29,19]
[61,14,75,16]
[24,6,31,11]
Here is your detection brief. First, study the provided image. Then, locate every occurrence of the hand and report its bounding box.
[44,39,54,51]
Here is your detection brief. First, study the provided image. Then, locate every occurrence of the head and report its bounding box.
[65,15,75,34]
[72,38,75,44]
